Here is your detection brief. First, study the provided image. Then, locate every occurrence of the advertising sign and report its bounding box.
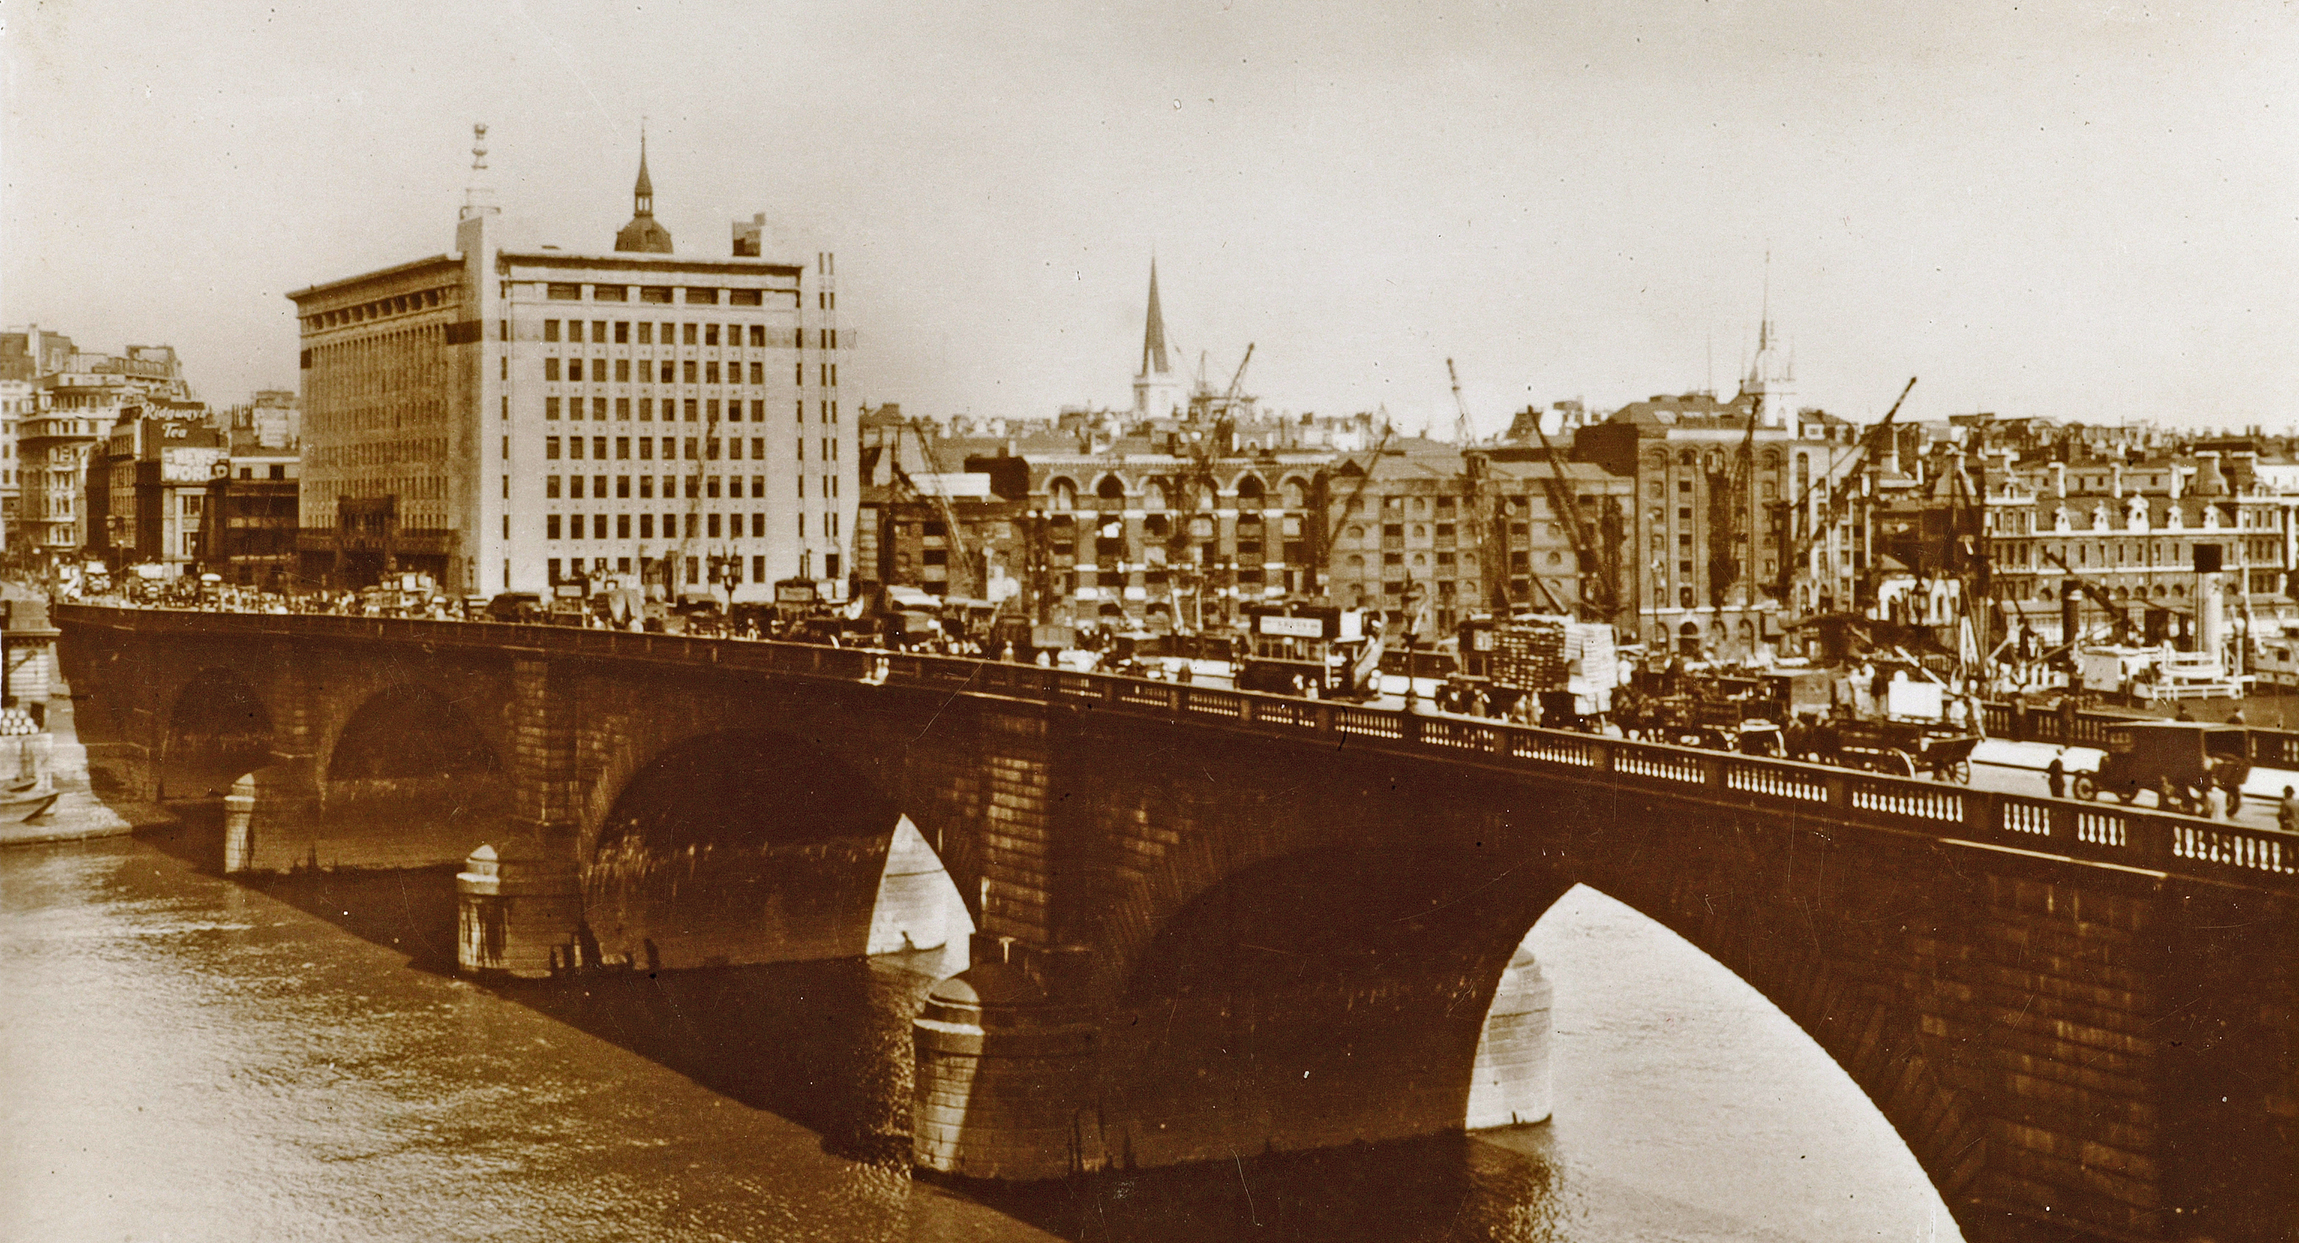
[1257,614,1325,639]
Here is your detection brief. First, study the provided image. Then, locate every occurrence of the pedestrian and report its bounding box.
[2174,702,2195,722]
[2227,708,2247,726]
[2205,781,2229,821]
[2046,755,2066,800]
[2278,786,2298,833]
[2158,777,2183,814]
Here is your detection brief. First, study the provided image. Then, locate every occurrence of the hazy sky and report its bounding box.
[6,0,2296,437]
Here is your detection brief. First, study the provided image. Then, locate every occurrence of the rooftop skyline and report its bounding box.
[5,0,2295,436]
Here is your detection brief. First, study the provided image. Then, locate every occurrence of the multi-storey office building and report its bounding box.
[289,130,853,598]
[3,332,195,563]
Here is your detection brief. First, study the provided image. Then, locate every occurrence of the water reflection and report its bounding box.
[2,823,1957,1242]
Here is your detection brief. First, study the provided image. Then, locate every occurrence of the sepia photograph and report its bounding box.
[3,2,2296,1240]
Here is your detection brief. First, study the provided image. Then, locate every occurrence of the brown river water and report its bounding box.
[0,814,1957,1242]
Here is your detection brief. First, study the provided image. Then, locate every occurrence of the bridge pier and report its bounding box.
[912,942,1100,1181]
[221,762,322,873]
[1466,945,1554,1130]
[456,841,584,977]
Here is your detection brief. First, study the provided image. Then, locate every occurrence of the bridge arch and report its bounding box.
[1094,788,1986,1222]
[160,666,275,799]
[326,682,500,781]
[293,681,513,872]
[583,727,973,973]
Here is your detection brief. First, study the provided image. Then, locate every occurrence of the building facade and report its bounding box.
[288,128,854,598]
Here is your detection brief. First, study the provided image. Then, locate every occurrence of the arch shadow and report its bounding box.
[160,666,274,800]
[1101,844,1978,1232]
[584,727,973,973]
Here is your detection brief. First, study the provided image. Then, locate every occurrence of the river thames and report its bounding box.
[1,820,1959,1242]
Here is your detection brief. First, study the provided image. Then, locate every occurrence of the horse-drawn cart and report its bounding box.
[1812,716,1981,783]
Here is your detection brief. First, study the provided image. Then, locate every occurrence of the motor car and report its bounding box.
[2074,721,2249,809]
[486,591,544,623]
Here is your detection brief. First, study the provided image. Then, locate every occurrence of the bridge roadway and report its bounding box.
[55,605,2299,1243]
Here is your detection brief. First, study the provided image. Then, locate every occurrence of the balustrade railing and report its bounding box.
[59,604,2299,892]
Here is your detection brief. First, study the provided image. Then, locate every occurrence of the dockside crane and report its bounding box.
[1305,419,1395,601]
[1775,376,1917,617]
[1449,359,1518,618]
[900,418,979,600]
[1516,386,1621,621]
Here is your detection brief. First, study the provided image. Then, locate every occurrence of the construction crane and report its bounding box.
[1775,376,1917,615]
[1309,420,1397,603]
[900,419,978,599]
[1448,359,1520,619]
[1520,393,1620,621]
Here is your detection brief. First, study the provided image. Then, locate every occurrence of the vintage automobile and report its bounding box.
[2072,721,2250,809]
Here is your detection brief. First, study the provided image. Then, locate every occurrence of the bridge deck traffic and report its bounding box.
[63,604,2299,895]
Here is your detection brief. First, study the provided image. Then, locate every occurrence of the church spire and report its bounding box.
[1142,259,1171,377]
[614,127,673,253]
[634,129,655,214]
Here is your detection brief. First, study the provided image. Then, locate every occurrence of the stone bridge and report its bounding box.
[55,604,2299,1243]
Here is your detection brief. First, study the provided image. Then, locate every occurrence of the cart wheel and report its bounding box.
[2072,773,2096,801]
[1949,759,1972,785]
[1889,749,1918,779]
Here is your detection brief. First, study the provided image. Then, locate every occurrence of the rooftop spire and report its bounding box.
[1142,259,1170,377]
[634,124,655,207]
[615,125,673,253]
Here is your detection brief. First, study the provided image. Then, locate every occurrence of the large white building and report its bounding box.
[288,127,854,599]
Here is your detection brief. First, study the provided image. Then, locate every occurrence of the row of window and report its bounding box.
[543,284,774,306]
[541,357,838,388]
[538,473,840,501]
[304,286,455,329]
[541,397,838,424]
[544,319,793,346]
[545,511,844,540]
[541,434,842,466]
[545,553,844,587]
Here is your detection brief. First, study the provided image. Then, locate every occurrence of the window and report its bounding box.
[751,438,765,460]
[639,475,654,498]
[569,476,585,499]
[708,514,722,538]
[636,322,653,344]
[684,400,699,422]
[569,437,585,461]
[614,320,630,342]
[616,475,630,497]
[638,438,654,462]
[593,398,608,420]
[683,361,698,383]
[615,438,630,460]
[639,399,654,422]
[545,437,561,460]
[545,358,561,381]
[615,360,630,382]
[640,514,654,538]
[547,515,562,539]
[685,288,718,305]
[544,320,562,342]
[546,397,561,420]
[616,397,631,420]
[683,323,699,345]
[641,286,672,304]
[547,283,581,301]
[617,514,631,539]
[731,289,763,308]
[705,324,721,347]
[546,475,562,498]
